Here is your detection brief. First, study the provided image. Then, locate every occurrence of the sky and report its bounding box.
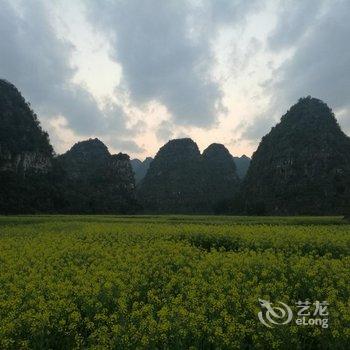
[0,0,349,159]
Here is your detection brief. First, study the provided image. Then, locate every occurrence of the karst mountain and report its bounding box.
[202,143,240,212]
[137,138,208,213]
[0,79,56,213]
[0,79,136,214]
[137,138,241,213]
[233,155,251,179]
[131,157,153,184]
[56,138,137,213]
[1,80,349,215]
[242,97,350,215]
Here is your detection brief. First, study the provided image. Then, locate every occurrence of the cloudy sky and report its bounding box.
[1,0,349,159]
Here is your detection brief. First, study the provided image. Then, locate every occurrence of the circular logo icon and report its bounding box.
[258,299,293,328]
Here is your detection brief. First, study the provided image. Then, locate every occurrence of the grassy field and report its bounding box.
[0,215,349,349]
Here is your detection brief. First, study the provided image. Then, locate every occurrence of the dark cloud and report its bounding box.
[88,0,220,127]
[87,0,259,128]
[209,0,262,25]
[3,0,347,156]
[240,0,350,144]
[267,0,350,133]
[0,0,137,147]
[268,0,325,51]
[0,0,264,154]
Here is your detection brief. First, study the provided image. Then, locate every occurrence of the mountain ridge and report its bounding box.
[242,96,350,215]
[1,80,349,215]
[137,139,241,213]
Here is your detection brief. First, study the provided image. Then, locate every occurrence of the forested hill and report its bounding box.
[1,80,349,215]
[242,97,350,215]
[0,80,136,214]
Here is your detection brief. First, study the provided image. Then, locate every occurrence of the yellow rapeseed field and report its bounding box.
[0,215,349,349]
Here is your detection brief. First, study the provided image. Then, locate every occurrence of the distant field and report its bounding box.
[0,216,349,349]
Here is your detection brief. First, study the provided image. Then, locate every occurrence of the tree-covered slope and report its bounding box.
[56,138,137,213]
[202,143,240,212]
[242,97,350,214]
[0,79,56,213]
[0,80,138,214]
[138,139,241,213]
[137,138,209,213]
[0,79,53,173]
